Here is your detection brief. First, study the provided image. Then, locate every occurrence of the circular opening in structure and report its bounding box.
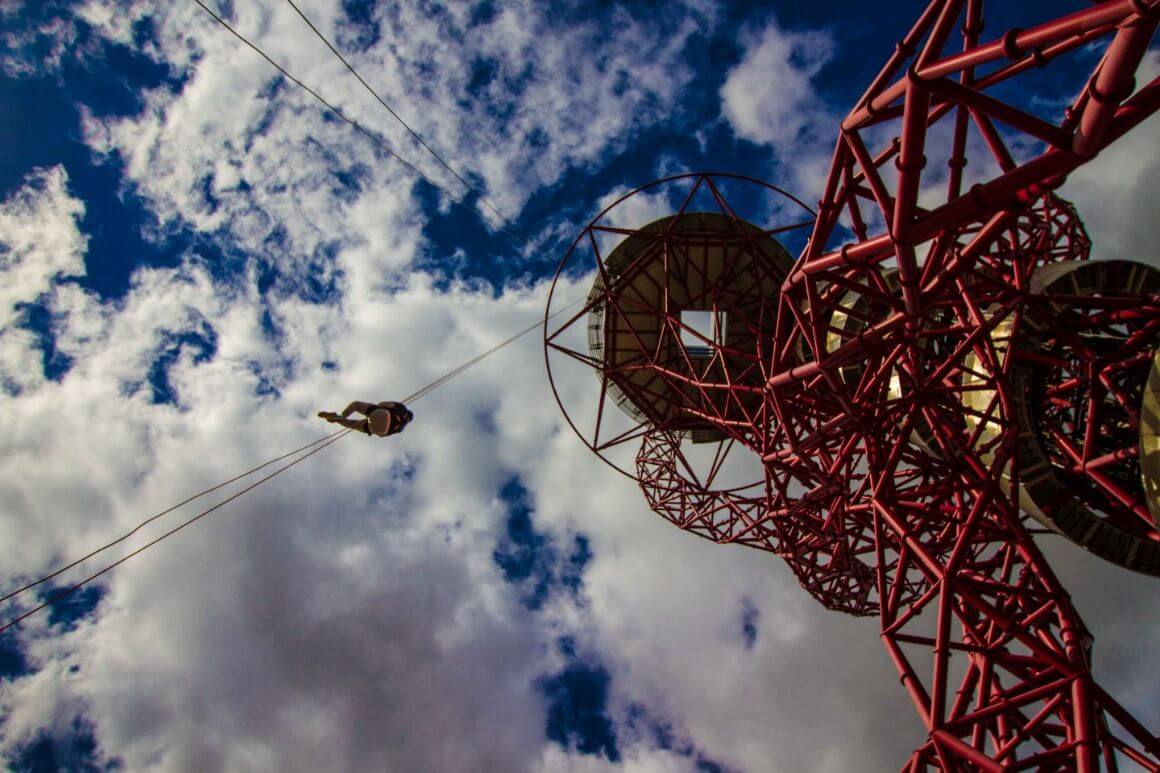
[544,173,815,480]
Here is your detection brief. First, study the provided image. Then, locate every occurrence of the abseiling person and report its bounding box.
[318,401,413,437]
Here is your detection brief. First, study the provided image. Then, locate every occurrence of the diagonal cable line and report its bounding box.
[0,4,585,634]
[0,428,347,606]
[193,0,526,244]
[0,429,354,635]
[281,0,515,230]
[402,298,584,404]
[0,300,580,617]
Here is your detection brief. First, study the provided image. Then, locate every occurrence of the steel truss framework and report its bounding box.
[546,1,1160,770]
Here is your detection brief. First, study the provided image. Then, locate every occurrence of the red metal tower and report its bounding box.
[546,2,1159,769]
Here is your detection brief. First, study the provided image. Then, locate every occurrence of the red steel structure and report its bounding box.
[546,1,1159,770]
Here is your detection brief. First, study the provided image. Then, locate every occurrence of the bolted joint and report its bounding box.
[1088,74,1137,106]
[968,183,989,211]
[839,243,868,269]
[1001,28,1024,61]
[896,153,927,174]
[905,63,932,88]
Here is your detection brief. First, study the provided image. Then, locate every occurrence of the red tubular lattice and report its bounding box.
[545,2,1160,769]
[763,2,1160,770]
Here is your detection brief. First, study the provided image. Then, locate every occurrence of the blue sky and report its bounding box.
[0,1,1157,771]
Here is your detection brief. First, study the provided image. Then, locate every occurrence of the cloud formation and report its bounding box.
[1,2,1157,772]
[720,22,833,150]
[718,18,837,199]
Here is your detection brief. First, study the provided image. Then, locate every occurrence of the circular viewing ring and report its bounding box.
[543,172,815,480]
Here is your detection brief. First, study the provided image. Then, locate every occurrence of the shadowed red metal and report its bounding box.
[546,1,1160,769]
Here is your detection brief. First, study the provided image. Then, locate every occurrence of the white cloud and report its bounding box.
[0,163,564,768]
[1059,51,1160,267]
[0,152,915,773]
[719,19,836,199]
[719,21,834,150]
[77,0,716,255]
[1,3,1157,773]
[0,5,79,78]
[0,166,86,329]
[0,166,86,396]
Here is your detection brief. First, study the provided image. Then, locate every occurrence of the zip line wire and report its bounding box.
[0,300,581,632]
[192,1,433,197]
[280,0,514,230]
[0,429,353,636]
[0,428,347,607]
[404,297,583,403]
[192,0,529,247]
[2,0,590,632]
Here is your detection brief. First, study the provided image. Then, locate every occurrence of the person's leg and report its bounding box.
[317,411,369,433]
[332,416,369,433]
[341,401,377,418]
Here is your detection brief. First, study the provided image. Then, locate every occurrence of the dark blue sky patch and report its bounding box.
[492,477,592,611]
[255,255,281,297]
[197,174,220,216]
[303,242,346,303]
[471,406,499,436]
[0,75,74,198]
[539,647,620,762]
[147,321,219,405]
[253,233,345,307]
[258,306,282,347]
[9,716,119,773]
[248,359,284,400]
[13,300,74,382]
[0,630,30,681]
[43,584,105,632]
[245,82,286,152]
[1,0,1111,308]
[465,57,498,96]
[694,757,739,773]
[560,535,591,597]
[338,0,382,52]
[301,137,371,207]
[71,155,185,300]
[68,39,175,120]
[186,236,247,296]
[331,163,369,203]
[623,702,738,772]
[0,86,181,303]
[0,8,186,302]
[740,597,759,650]
[624,703,682,752]
[1,0,74,79]
[467,1,497,28]
[493,477,554,609]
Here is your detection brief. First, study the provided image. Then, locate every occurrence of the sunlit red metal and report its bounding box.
[546,1,1160,769]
